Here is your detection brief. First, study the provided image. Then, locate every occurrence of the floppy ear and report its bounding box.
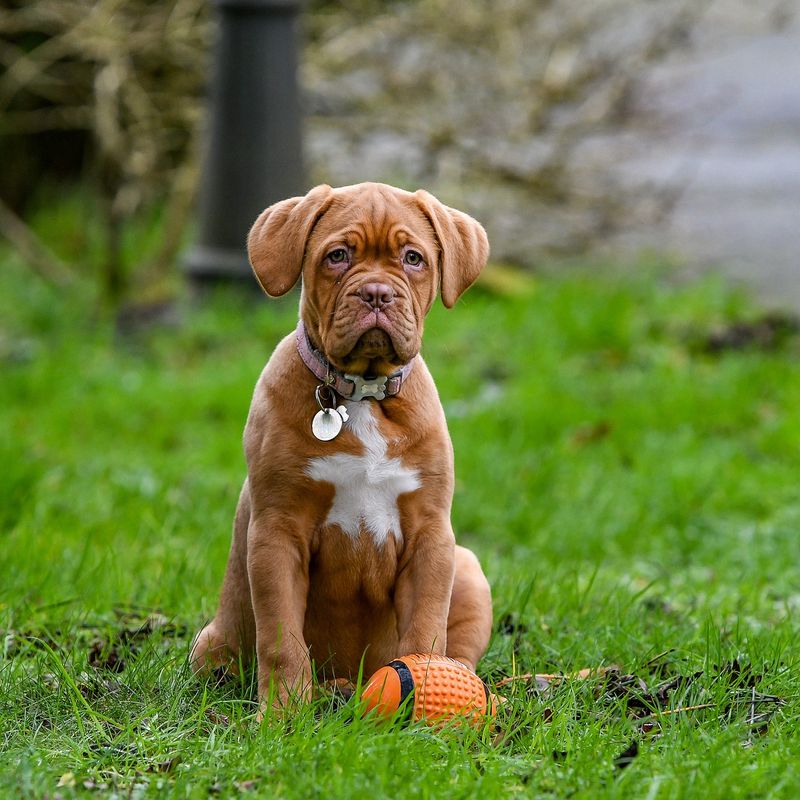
[414,190,489,308]
[247,184,334,296]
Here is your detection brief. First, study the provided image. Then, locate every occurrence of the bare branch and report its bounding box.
[0,196,76,288]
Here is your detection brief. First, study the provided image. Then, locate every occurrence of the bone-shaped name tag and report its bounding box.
[346,374,388,401]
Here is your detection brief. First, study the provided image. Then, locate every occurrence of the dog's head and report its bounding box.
[247,182,489,376]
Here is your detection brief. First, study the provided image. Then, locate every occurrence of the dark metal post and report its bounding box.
[184,0,304,284]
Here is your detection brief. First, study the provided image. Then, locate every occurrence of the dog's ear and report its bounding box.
[414,190,489,308]
[247,184,334,296]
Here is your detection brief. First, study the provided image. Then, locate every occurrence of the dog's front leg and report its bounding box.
[394,517,456,656]
[247,511,311,716]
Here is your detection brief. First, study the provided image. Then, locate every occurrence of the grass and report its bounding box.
[2,236,800,798]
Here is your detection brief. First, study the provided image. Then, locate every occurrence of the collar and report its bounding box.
[295,320,414,401]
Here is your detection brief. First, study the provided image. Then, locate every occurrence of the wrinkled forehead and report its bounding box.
[307,186,437,255]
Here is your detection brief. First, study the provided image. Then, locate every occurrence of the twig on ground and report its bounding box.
[495,666,617,688]
[638,702,717,720]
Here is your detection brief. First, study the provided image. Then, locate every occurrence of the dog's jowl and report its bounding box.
[190,182,493,713]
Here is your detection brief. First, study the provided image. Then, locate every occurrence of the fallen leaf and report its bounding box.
[57,772,76,788]
[700,312,800,354]
[613,739,639,770]
[205,708,230,727]
[87,639,125,673]
[148,755,182,774]
[570,420,613,446]
[476,263,537,297]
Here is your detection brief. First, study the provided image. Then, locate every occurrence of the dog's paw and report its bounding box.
[189,622,242,678]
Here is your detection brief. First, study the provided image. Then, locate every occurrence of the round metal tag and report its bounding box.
[312,408,343,441]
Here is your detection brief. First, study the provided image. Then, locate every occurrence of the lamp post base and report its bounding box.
[183,245,255,285]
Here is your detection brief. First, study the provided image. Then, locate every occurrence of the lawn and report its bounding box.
[2,243,800,798]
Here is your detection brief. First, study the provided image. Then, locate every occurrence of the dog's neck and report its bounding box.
[295,321,415,402]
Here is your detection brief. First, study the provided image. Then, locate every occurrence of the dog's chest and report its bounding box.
[305,402,421,545]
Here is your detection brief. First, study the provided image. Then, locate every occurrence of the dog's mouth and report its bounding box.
[345,327,398,365]
[342,327,401,375]
[330,324,409,377]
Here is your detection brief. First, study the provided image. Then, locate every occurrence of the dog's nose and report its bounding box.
[358,282,395,310]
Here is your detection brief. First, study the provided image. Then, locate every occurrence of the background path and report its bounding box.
[616,22,800,307]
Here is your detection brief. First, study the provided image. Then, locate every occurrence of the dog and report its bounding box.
[190,182,493,712]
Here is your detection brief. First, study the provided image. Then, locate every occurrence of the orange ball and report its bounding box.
[362,653,496,725]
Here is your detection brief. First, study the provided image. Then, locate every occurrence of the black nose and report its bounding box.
[358,282,395,310]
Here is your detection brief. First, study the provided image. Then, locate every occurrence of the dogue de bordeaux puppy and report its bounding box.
[190,182,493,713]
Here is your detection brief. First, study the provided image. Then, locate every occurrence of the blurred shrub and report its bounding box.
[0,0,209,301]
[0,0,714,303]
[303,0,704,264]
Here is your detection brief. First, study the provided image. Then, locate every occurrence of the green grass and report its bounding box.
[2,243,800,798]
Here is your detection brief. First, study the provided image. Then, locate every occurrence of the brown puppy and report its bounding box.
[190,182,493,712]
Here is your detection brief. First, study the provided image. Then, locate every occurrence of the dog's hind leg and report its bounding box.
[445,545,493,671]
[190,479,256,676]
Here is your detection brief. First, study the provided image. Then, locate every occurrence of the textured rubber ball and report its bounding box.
[362,653,497,726]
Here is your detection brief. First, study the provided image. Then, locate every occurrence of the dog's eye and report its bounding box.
[327,248,349,264]
[404,250,423,267]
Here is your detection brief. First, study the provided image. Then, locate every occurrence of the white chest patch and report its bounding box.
[305,401,421,545]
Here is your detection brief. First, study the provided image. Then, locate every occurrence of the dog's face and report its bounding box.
[248,182,489,376]
[300,186,440,375]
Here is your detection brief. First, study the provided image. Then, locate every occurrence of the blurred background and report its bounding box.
[3,8,800,788]
[1,0,798,311]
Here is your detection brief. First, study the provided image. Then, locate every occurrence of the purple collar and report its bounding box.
[295,321,414,401]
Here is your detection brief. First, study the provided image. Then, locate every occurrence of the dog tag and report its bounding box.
[312,408,343,441]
